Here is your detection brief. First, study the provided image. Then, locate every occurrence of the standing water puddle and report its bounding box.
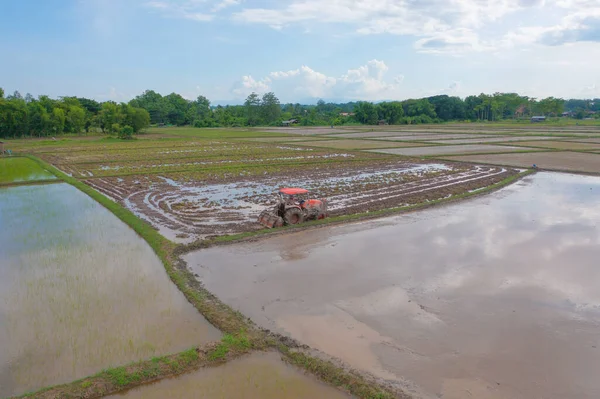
[0,184,220,397]
[106,352,350,399]
[185,172,600,399]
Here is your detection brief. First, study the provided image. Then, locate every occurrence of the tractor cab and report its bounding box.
[258,187,328,228]
[278,187,309,208]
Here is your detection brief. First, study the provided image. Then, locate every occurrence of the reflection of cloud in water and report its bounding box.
[408,173,600,310]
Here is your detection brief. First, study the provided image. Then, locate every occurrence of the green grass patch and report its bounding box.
[0,157,56,185]
[208,331,253,361]
[280,348,400,399]
[15,343,247,399]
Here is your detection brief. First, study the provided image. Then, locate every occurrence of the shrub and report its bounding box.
[119,125,134,139]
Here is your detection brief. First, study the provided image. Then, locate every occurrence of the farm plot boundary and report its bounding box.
[17,154,534,399]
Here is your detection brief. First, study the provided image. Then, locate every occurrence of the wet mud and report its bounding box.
[367,144,539,156]
[185,172,600,399]
[84,160,514,242]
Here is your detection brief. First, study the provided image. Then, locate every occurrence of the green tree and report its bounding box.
[130,107,150,132]
[163,93,189,125]
[0,98,28,137]
[427,95,465,121]
[130,90,166,124]
[67,106,86,134]
[354,102,378,125]
[261,92,281,125]
[402,99,436,119]
[28,101,50,137]
[50,108,66,135]
[188,95,213,127]
[98,102,122,133]
[377,102,404,124]
[244,92,261,126]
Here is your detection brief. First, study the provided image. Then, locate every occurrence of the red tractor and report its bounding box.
[258,188,328,228]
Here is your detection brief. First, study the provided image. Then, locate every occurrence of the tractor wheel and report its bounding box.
[284,208,304,225]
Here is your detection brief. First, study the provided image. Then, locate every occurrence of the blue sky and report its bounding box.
[1,0,599,104]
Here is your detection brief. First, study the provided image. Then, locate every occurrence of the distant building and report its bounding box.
[339,112,355,117]
[378,120,388,125]
[531,116,546,123]
[282,119,299,126]
[561,111,573,117]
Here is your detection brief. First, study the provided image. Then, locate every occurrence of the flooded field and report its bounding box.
[446,151,600,173]
[427,136,565,144]
[0,183,220,397]
[295,139,429,149]
[107,352,350,399]
[0,157,56,184]
[255,127,361,135]
[368,144,535,156]
[334,132,486,139]
[510,140,600,151]
[186,172,600,399]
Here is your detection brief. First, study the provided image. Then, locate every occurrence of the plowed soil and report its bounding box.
[86,161,515,242]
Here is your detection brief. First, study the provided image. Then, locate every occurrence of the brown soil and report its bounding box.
[85,160,516,242]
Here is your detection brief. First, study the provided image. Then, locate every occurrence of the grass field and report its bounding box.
[0,157,56,184]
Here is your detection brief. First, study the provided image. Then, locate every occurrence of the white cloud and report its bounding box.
[232,59,404,100]
[145,0,242,21]
[232,0,600,54]
[212,0,241,12]
[269,66,336,97]
[97,87,130,102]
[231,75,272,97]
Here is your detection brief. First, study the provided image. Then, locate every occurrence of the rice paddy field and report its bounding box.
[0,183,220,397]
[6,126,526,243]
[0,157,56,185]
[2,121,600,398]
[6,123,600,244]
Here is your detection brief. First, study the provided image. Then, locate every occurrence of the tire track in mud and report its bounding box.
[329,166,506,211]
[86,163,515,243]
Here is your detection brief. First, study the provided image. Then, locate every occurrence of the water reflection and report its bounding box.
[186,172,600,399]
[0,184,220,397]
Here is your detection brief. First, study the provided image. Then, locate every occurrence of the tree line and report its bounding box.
[1,87,598,138]
[0,88,150,139]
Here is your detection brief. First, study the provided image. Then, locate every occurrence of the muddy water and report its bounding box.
[107,351,350,399]
[0,183,221,397]
[186,172,600,399]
